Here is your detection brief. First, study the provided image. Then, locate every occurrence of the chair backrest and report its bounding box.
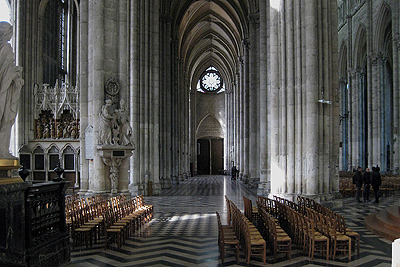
[225,195,231,225]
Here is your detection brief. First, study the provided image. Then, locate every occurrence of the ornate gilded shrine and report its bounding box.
[18,80,80,187]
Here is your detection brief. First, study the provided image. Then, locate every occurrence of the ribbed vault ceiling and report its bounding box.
[165,0,254,87]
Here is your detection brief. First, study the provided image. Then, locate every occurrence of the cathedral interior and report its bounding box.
[0,0,399,266]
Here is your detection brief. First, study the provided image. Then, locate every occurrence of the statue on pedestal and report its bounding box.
[0,22,24,159]
[99,99,116,145]
[98,98,134,147]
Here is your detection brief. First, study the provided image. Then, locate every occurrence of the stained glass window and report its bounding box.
[197,66,225,93]
[43,0,68,85]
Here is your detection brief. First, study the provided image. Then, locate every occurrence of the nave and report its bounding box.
[67,176,396,266]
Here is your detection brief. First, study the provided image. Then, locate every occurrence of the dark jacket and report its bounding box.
[363,171,371,185]
[371,170,381,187]
[352,171,363,187]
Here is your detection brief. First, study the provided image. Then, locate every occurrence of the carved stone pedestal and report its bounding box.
[97,145,134,195]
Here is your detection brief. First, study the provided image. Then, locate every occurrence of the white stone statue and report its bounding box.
[99,99,116,145]
[117,99,134,146]
[0,22,24,159]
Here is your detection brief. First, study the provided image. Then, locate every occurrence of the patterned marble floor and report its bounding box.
[65,176,398,267]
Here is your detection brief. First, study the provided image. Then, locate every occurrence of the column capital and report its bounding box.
[238,55,244,65]
[348,68,359,77]
[248,12,260,29]
[242,39,250,50]
[368,53,381,66]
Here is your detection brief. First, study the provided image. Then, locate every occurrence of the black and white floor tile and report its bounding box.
[66,176,398,267]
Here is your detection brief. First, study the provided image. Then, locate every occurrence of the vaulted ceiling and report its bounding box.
[163,0,258,88]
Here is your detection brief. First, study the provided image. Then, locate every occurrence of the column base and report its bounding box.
[129,183,142,196]
[257,181,270,197]
[151,182,161,195]
[172,176,179,185]
[165,177,172,189]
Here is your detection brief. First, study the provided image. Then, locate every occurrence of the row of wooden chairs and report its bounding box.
[66,194,153,249]
[265,197,331,260]
[339,177,399,198]
[306,207,352,260]
[297,195,360,256]
[226,196,267,264]
[216,211,240,263]
[259,195,358,261]
[257,203,292,261]
[243,196,258,223]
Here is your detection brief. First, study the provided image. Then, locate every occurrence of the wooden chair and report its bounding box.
[70,210,93,249]
[104,209,125,249]
[269,216,292,261]
[216,211,239,263]
[305,217,329,260]
[242,215,266,265]
[327,217,351,260]
[243,196,259,224]
[225,195,232,225]
[336,214,359,257]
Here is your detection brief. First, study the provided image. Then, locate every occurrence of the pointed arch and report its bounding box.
[196,114,224,139]
[373,3,392,52]
[353,25,367,69]
[339,42,348,79]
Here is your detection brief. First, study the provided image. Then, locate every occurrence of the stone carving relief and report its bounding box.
[34,79,79,140]
[97,77,135,194]
[35,110,79,140]
[98,99,134,146]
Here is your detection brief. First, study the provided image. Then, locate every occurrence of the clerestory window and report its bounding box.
[43,0,68,85]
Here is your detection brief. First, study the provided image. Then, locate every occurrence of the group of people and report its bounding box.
[352,166,382,203]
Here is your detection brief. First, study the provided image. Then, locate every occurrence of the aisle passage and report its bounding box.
[67,176,395,266]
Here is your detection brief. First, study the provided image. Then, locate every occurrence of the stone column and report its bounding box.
[305,0,318,196]
[79,0,89,193]
[165,16,172,185]
[249,12,260,183]
[279,2,287,194]
[393,39,400,173]
[270,2,281,195]
[129,0,140,195]
[330,0,340,195]
[371,55,380,168]
[151,0,161,194]
[258,0,268,195]
[243,39,250,180]
[351,70,360,168]
[235,70,240,167]
[239,51,245,178]
[294,0,303,194]
[88,0,106,194]
[118,0,129,194]
[285,0,295,196]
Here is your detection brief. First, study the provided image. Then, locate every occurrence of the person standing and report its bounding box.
[352,167,363,203]
[371,166,382,203]
[231,165,237,180]
[363,167,371,202]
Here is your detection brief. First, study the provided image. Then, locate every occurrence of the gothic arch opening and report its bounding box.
[196,115,224,175]
[166,0,252,176]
